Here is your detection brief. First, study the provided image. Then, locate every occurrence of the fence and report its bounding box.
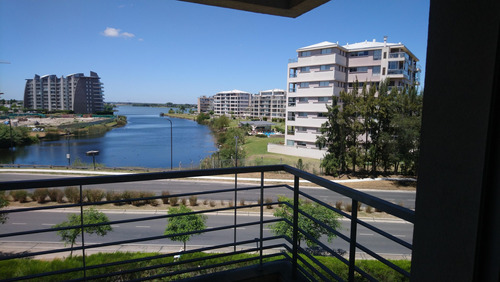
[0,165,414,281]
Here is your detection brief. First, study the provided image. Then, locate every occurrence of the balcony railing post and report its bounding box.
[79,185,87,280]
[234,165,238,252]
[259,171,264,267]
[348,199,359,281]
[292,175,299,279]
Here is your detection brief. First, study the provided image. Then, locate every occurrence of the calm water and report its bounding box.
[0,106,217,168]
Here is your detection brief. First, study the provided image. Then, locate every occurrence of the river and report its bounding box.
[0,106,217,169]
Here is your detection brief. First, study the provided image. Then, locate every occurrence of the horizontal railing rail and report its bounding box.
[0,165,414,281]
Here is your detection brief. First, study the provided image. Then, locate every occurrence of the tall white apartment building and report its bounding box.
[23,71,104,114]
[212,90,251,117]
[282,37,419,158]
[250,89,286,120]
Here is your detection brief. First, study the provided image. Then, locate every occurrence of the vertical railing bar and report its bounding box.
[259,171,264,267]
[79,185,87,280]
[233,164,238,252]
[292,175,299,280]
[348,199,358,282]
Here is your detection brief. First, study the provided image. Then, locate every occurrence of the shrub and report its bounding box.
[335,201,342,210]
[181,198,187,206]
[121,191,139,205]
[106,191,123,205]
[257,198,262,205]
[33,188,50,203]
[12,190,29,203]
[365,206,373,213]
[239,199,246,206]
[228,200,234,208]
[203,199,208,205]
[265,198,273,209]
[139,191,157,206]
[220,200,225,206]
[345,203,352,212]
[85,189,104,203]
[357,202,362,211]
[48,188,65,203]
[161,191,170,204]
[64,186,80,203]
[209,200,216,207]
[169,196,179,206]
[189,196,198,206]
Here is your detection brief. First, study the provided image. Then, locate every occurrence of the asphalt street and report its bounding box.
[0,210,413,257]
[0,173,416,209]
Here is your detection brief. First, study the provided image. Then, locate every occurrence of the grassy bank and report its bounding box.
[0,251,410,281]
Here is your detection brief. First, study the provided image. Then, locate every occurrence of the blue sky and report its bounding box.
[0,0,430,104]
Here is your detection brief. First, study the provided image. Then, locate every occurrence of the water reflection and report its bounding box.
[1,106,216,169]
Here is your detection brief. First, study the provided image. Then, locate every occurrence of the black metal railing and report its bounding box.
[0,165,414,281]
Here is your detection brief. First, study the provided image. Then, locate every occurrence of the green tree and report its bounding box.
[196,113,210,124]
[270,196,340,247]
[53,208,113,256]
[164,205,207,250]
[218,127,246,162]
[212,115,230,131]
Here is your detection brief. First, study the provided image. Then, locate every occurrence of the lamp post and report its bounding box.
[163,117,173,170]
[66,131,71,167]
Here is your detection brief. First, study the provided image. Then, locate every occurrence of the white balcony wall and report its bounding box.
[293,131,320,142]
[295,87,335,97]
[295,102,328,112]
[287,117,327,128]
[349,56,381,67]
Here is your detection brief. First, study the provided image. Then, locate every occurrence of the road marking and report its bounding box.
[394,234,406,238]
[42,223,55,226]
[360,233,374,236]
[135,226,151,228]
[12,223,26,225]
[236,227,246,230]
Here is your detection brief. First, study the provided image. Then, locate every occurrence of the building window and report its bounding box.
[298,112,307,117]
[300,66,310,72]
[349,67,368,73]
[319,81,329,87]
[321,48,332,54]
[388,61,400,69]
[289,83,296,92]
[372,66,381,76]
[297,141,307,146]
[350,51,369,57]
[382,67,386,75]
[317,112,327,118]
[300,51,311,57]
[318,97,329,102]
[300,82,309,88]
[373,49,382,60]
[383,52,387,59]
[298,97,308,103]
[320,65,331,71]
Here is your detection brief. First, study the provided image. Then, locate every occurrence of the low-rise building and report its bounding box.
[197,95,213,113]
[250,89,286,120]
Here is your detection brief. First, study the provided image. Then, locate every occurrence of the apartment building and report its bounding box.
[212,90,251,117]
[23,71,104,114]
[197,95,213,113]
[280,37,419,158]
[250,89,286,120]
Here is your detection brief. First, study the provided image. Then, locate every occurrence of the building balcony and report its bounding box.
[0,166,413,281]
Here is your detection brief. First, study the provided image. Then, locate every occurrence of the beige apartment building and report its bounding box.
[212,90,251,117]
[197,95,213,113]
[250,89,286,120]
[270,37,420,159]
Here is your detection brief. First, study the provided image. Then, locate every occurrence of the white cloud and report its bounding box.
[102,27,135,38]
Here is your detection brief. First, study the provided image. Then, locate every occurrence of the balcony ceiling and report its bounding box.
[179,0,329,18]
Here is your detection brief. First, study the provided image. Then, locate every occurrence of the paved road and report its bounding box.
[0,210,413,257]
[0,173,416,209]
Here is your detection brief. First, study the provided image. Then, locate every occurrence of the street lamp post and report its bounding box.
[162,117,173,170]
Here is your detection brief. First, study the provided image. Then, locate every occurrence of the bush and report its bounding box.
[357,202,362,211]
[203,199,208,205]
[345,203,352,212]
[228,200,234,208]
[220,200,225,206]
[209,200,216,207]
[138,191,157,206]
[181,198,187,206]
[189,196,198,206]
[85,189,104,203]
[33,188,50,203]
[106,191,123,205]
[169,196,179,206]
[265,198,273,209]
[365,205,373,213]
[239,199,246,206]
[11,190,29,203]
[64,186,80,203]
[48,188,65,203]
[335,201,342,210]
[121,191,139,205]
[161,191,170,204]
